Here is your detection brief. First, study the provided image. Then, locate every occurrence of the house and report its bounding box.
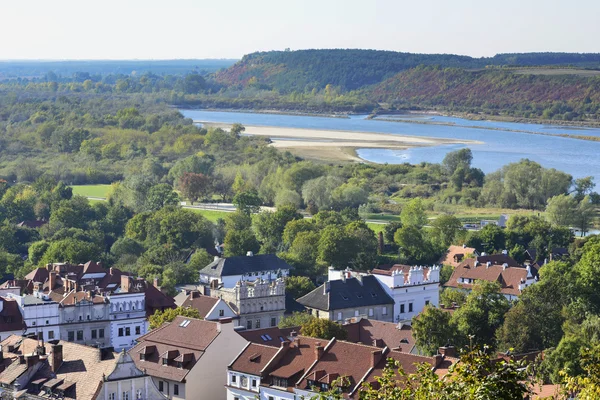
[181,290,237,321]
[199,253,289,330]
[444,255,537,300]
[0,296,26,341]
[129,316,248,400]
[369,264,440,322]
[343,318,416,354]
[0,334,165,400]
[296,275,395,323]
[227,334,455,400]
[438,245,478,267]
[1,262,175,351]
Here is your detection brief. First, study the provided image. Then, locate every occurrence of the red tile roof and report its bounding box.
[238,326,299,347]
[268,337,323,380]
[0,297,26,333]
[344,319,415,352]
[229,343,279,375]
[181,291,219,318]
[438,245,477,267]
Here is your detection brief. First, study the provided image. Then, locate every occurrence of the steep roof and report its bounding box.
[344,319,415,353]
[129,316,221,383]
[268,336,324,380]
[238,326,299,347]
[297,276,394,311]
[181,291,219,318]
[0,297,26,333]
[229,342,278,375]
[444,256,531,296]
[438,245,477,267]
[200,254,291,278]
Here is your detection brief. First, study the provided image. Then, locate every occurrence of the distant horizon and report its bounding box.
[1,48,600,63]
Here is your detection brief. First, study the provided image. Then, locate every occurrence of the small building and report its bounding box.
[438,245,478,267]
[0,296,26,341]
[129,316,248,400]
[297,275,394,323]
[181,290,237,321]
[343,318,416,354]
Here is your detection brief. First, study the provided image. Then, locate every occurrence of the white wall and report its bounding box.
[372,274,439,322]
[205,300,237,321]
[261,386,295,400]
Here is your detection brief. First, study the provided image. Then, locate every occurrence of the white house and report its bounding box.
[5,291,60,341]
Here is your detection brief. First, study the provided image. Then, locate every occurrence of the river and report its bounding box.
[180,109,600,182]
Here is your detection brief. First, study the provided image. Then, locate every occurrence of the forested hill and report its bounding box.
[214,49,600,92]
[370,67,600,119]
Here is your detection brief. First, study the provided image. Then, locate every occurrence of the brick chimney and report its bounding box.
[315,343,324,361]
[50,344,63,373]
[371,349,383,368]
[438,345,456,358]
[26,354,40,368]
[153,277,160,289]
[48,271,56,291]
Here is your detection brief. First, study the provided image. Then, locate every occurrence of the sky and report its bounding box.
[1,0,599,60]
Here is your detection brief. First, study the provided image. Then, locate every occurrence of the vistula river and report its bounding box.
[180,109,600,182]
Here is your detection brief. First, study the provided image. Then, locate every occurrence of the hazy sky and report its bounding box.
[2,0,598,60]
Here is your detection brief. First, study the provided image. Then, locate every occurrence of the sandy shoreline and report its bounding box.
[199,122,481,162]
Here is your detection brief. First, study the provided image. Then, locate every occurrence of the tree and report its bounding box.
[286,276,316,300]
[572,196,595,237]
[430,215,463,247]
[279,312,314,328]
[412,305,456,355]
[573,176,596,202]
[394,226,433,264]
[110,237,145,258]
[440,288,467,307]
[224,229,260,257]
[452,281,510,349]
[284,231,322,278]
[232,189,262,214]
[301,317,348,340]
[383,221,403,244]
[400,198,427,228]
[39,239,102,265]
[149,307,201,329]
[546,194,577,227]
[477,224,506,254]
[317,225,356,268]
[230,123,245,137]
[252,205,303,248]
[302,176,343,211]
[178,172,211,204]
[145,183,180,211]
[442,148,473,175]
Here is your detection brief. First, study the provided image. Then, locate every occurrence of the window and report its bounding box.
[38,331,43,340]
[48,331,54,339]
[409,303,413,313]
[247,320,252,329]
[174,384,179,396]
[122,391,129,400]
[140,354,145,361]
[46,320,49,325]
[400,304,405,313]
[108,394,115,400]
[125,327,131,336]
[219,309,225,317]
[337,312,342,321]
[135,326,141,335]
[99,329,104,338]
[382,307,387,315]
[91,329,97,339]
[255,319,260,329]
[273,377,288,388]
[232,375,237,383]
[425,300,430,306]
[136,389,142,400]
[269,397,275,400]
[368,308,374,317]
[241,376,248,387]
[119,328,124,337]
[271,317,276,327]
[162,357,168,366]
[32,321,36,326]
[87,315,90,320]
[158,381,164,392]
[68,331,74,341]
[316,310,320,318]
[252,379,257,387]
[76,330,83,341]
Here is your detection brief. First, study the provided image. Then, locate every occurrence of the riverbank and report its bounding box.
[178,106,351,119]
[199,122,481,162]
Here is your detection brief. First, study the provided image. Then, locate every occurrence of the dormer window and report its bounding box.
[162,358,168,366]
[140,354,145,361]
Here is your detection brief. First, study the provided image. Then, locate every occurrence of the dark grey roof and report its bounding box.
[297,276,394,311]
[199,254,291,278]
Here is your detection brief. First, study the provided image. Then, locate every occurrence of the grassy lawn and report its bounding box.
[366,222,386,236]
[361,213,401,222]
[72,184,112,198]
[188,208,230,222]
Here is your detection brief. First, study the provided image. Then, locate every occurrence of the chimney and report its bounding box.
[26,354,40,368]
[121,275,131,292]
[438,346,456,358]
[0,346,3,362]
[315,343,324,361]
[36,333,45,356]
[50,344,63,373]
[462,244,466,248]
[246,251,254,257]
[281,340,290,349]
[109,267,114,275]
[153,277,160,289]
[49,271,56,290]
[370,349,383,368]
[323,281,330,295]
[433,354,443,367]
[378,232,384,254]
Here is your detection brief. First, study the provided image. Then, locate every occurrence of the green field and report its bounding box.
[366,222,386,236]
[188,208,230,222]
[72,184,112,199]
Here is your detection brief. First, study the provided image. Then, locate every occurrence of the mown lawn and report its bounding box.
[366,222,386,236]
[72,184,112,199]
[188,208,230,222]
